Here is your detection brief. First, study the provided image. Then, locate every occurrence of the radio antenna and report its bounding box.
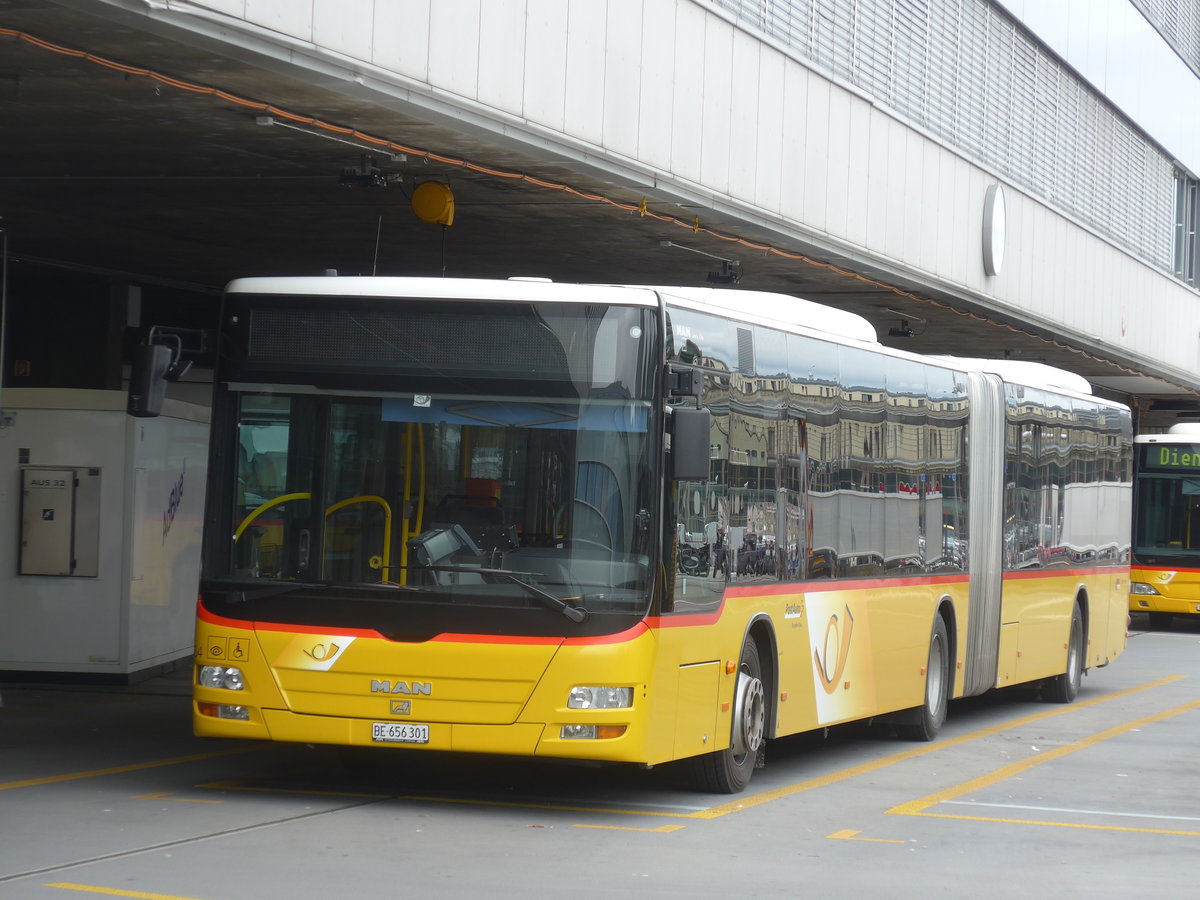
[372,215,382,276]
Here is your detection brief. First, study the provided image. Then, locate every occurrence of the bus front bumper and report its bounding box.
[194,704,651,763]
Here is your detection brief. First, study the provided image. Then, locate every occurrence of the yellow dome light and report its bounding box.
[411,181,455,226]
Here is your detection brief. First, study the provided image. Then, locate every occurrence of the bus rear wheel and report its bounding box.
[1043,602,1083,703]
[690,635,765,793]
[895,614,950,741]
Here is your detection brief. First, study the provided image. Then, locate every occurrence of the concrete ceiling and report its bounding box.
[2,0,1197,421]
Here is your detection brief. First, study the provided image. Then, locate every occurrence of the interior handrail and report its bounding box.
[232,492,312,544]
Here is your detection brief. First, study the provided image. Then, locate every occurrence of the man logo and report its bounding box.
[814,604,854,695]
[370,680,432,695]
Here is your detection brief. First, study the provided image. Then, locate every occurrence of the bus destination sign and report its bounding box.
[1142,444,1200,472]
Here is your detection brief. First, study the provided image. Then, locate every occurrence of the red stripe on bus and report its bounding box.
[196,600,386,639]
[1003,565,1130,581]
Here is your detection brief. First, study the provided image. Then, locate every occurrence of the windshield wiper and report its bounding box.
[416,564,588,623]
[489,570,589,623]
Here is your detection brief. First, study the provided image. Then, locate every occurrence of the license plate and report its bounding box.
[371,722,430,744]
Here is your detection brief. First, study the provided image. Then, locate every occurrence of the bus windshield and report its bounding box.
[211,298,660,625]
[1134,442,1200,563]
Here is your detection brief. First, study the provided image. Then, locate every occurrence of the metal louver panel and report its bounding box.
[702,0,1176,273]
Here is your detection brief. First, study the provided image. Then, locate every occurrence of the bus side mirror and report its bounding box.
[128,331,194,418]
[670,406,712,481]
[127,343,173,417]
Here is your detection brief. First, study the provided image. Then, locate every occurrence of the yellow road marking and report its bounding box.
[694,674,1185,819]
[887,697,1200,835]
[134,791,224,804]
[573,823,686,832]
[45,883,210,899]
[0,748,259,792]
[827,829,906,844]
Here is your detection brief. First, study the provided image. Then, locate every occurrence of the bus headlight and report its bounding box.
[567,686,633,709]
[199,665,246,691]
[1129,582,1160,595]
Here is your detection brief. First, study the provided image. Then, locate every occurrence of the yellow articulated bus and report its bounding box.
[186,277,1131,792]
[1131,425,1200,627]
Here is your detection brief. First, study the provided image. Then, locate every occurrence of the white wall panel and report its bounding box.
[372,0,430,81]
[932,148,954,279]
[823,83,851,241]
[917,137,941,275]
[1065,225,1087,323]
[670,2,707,183]
[882,117,909,263]
[564,1,606,146]
[602,2,643,159]
[753,47,785,215]
[313,0,374,59]
[801,75,829,233]
[845,97,870,248]
[864,106,891,257]
[1019,201,1038,312]
[524,0,568,131]
[1085,243,1104,336]
[1042,204,1064,320]
[904,131,928,269]
[638,1,677,170]
[950,156,971,288]
[699,14,733,194]
[728,31,761,204]
[479,0,527,113]
[429,0,481,100]
[778,63,808,221]
[244,0,313,41]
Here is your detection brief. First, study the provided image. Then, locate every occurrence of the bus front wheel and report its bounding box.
[690,635,765,793]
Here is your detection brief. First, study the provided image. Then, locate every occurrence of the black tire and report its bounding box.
[895,615,950,741]
[1043,603,1084,703]
[690,635,766,793]
[1148,612,1173,630]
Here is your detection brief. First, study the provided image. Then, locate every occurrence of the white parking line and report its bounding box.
[944,800,1200,824]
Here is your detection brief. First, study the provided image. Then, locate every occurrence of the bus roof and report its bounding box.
[1136,423,1200,442]
[222,276,879,343]
[929,356,1093,396]
[649,285,878,344]
[224,276,664,307]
